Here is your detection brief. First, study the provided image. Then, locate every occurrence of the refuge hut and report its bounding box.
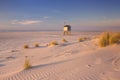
[63,25,71,35]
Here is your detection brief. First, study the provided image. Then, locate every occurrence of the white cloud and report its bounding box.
[12,20,43,25]
[43,16,49,19]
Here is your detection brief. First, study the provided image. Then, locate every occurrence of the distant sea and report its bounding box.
[0,30,103,33]
[0,30,63,32]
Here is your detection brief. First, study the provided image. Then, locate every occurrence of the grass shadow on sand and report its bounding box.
[27,46,47,49]
[61,42,77,46]
[6,56,16,59]
[32,59,74,69]
[0,64,5,67]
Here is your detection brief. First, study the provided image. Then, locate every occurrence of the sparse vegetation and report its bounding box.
[109,32,120,45]
[99,32,109,47]
[99,32,120,47]
[48,41,59,46]
[78,37,86,42]
[35,43,39,47]
[24,45,29,49]
[62,38,68,42]
[24,56,31,70]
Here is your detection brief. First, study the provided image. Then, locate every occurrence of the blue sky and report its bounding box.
[0,0,120,31]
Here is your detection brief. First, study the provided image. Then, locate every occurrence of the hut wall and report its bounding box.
[64,27,68,31]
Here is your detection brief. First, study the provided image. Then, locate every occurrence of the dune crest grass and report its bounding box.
[24,45,29,49]
[99,32,120,47]
[62,38,68,42]
[48,41,59,46]
[35,43,39,47]
[78,37,87,42]
[24,56,31,70]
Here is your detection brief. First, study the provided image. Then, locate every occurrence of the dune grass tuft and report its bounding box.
[62,38,68,42]
[99,32,120,47]
[24,45,29,49]
[109,32,120,45]
[24,56,31,70]
[48,41,59,46]
[35,43,39,47]
[78,37,86,42]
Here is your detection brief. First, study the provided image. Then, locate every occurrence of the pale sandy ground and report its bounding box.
[0,31,120,80]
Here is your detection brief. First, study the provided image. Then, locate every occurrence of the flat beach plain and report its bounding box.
[0,31,120,80]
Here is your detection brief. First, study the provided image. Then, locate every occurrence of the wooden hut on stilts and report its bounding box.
[63,25,71,35]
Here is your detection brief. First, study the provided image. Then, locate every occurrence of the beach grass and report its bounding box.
[24,45,29,49]
[48,41,59,46]
[62,38,68,42]
[99,32,120,47]
[35,43,39,47]
[24,57,31,70]
[78,37,86,42]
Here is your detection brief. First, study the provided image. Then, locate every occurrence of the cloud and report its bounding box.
[43,16,49,19]
[12,20,43,25]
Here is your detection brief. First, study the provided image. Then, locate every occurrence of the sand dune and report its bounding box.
[0,32,120,80]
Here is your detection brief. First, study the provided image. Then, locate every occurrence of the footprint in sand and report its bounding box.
[101,72,120,80]
[112,57,120,65]
[114,67,120,71]
[11,50,19,52]
[86,64,92,68]
[112,57,120,71]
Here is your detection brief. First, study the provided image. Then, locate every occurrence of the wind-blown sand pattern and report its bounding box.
[0,32,120,80]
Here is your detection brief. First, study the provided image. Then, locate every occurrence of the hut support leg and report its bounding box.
[63,31,66,35]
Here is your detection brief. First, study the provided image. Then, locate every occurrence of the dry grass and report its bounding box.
[48,41,59,46]
[109,32,120,45]
[78,37,86,42]
[35,43,39,47]
[24,57,31,70]
[24,45,29,49]
[99,32,120,47]
[62,38,68,42]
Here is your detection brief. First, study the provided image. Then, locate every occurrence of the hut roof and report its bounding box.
[64,25,71,27]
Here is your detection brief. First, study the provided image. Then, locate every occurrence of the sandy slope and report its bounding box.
[0,32,120,80]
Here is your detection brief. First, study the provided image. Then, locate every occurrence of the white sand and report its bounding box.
[0,31,120,80]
